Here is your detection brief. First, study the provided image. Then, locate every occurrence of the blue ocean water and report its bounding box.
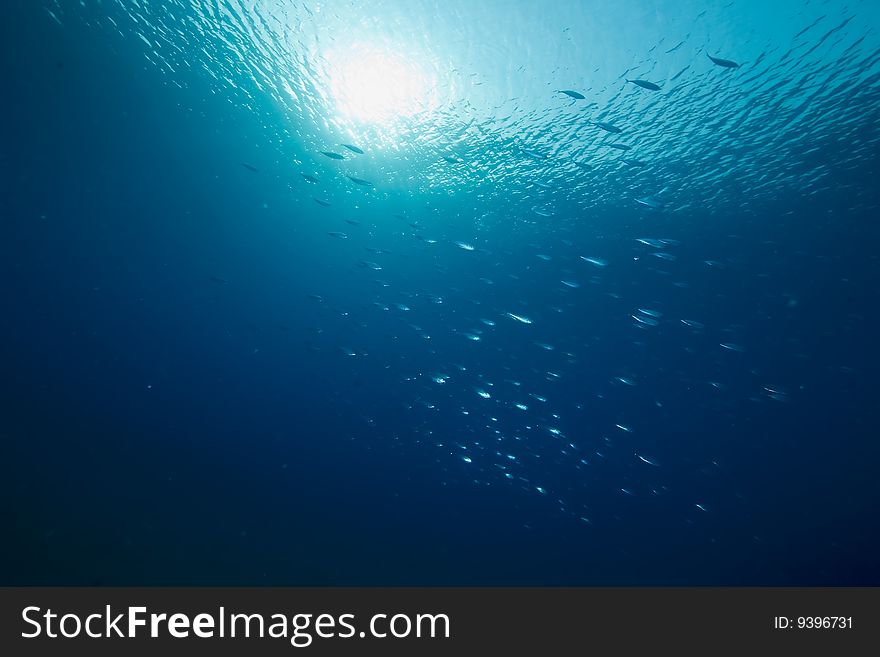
[2,0,879,585]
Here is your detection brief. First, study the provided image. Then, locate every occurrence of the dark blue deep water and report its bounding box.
[2,0,879,585]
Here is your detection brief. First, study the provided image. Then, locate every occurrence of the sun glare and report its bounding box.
[325,44,435,125]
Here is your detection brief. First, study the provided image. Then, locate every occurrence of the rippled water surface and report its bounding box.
[4,0,880,584]
[56,0,880,211]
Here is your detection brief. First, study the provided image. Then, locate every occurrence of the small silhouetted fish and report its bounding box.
[443,154,462,164]
[622,158,647,167]
[580,256,608,268]
[636,196,665,209]
[301,172,319,183]
[345,219,361,225]
[573,160,591,170]
[707,53,740,68]
[327,231,348,239]
[593,121,622,133]
[313,198,331,207]
[608,143,631,150]
[627,79,661,91]
[347,176,374,187]
[558,89,585,99]
[505,312,532,325]
[631,314,658,326]
[321,151,345,160]
[522,148,546,159]
[240,162,259,172]
[341,144,364,154]
[209,275,229,284]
